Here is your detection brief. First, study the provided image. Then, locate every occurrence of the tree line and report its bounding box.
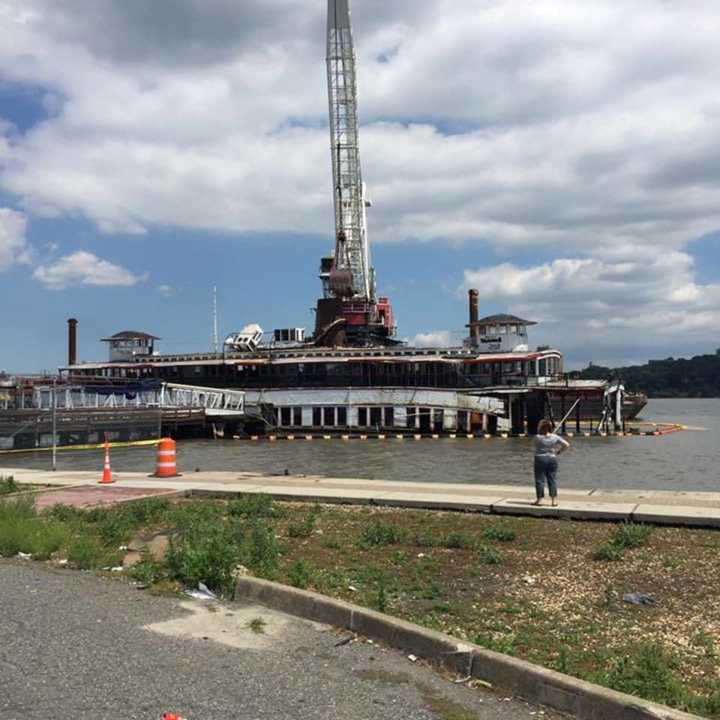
[570,351,720,398]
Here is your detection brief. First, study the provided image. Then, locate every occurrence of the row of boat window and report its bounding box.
[275,406,471,431]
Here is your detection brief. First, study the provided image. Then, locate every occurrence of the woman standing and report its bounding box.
[533,419,570,506]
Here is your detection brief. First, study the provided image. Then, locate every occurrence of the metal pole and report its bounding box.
[51,376,57,471]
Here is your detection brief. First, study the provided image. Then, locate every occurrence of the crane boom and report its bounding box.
[327,0,373,301]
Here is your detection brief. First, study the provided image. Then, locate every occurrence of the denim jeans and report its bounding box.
[534,454,558,499]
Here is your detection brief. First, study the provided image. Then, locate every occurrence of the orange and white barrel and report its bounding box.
[154,438,179,477]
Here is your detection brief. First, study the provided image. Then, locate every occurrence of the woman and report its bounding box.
[533,419,570,506]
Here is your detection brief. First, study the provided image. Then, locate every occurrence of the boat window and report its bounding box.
[406,406,416,428]
[509,325,517,334]
[384,407,394,428]
[312,407,322,426]
[323,407,335,426]
[337,407,347,426]
[370,407,382,427]
[293,407,302,426]
[358,407,368,426]
[280,407,291,426]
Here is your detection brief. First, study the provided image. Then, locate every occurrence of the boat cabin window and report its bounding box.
[384,407,394,428]
[323,407,335,426]
[280,407,291,426]
[406,407,416,428]
[293,407,302,426]
[337,407,347,426]
[312,407,322,426]
[370,407,382,427]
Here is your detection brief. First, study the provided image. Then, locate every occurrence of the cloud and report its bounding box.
[33,250,147,290]
[0,207,31,271]
[411,330,454,348]
[461,252,720,361]
[0,0,719,257]
[157,284,174,297]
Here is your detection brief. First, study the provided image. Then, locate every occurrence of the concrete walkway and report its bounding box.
[6,466,720,528]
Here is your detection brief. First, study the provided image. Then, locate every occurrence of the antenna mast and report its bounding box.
[212,286,219,353]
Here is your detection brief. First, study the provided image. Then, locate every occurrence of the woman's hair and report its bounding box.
[537,419,553,434]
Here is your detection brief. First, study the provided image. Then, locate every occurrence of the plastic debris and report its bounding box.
[522,574,536,585]
[347,585,358,592]
[16,552,31,560]
[186,582,217,601]
[118,545,128,551]
[110,566,124,572]
[623,592,656,605]
[162,714,187,720]
[407,654,418,662]
[57,559,68,566]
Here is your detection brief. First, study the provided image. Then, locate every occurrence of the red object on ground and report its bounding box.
[99,436,114,484]
[162,714,186,720]
[154,437,179,477]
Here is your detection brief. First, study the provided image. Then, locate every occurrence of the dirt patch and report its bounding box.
[33,485,177,511]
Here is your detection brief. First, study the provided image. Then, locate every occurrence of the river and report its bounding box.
[1,399,717,492]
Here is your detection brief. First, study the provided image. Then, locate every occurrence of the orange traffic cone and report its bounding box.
[162,714,187,720]
[99,435,114,484]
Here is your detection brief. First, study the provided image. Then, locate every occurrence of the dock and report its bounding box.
[5,468,720,529]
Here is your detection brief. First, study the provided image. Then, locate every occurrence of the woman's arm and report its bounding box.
[556,436,570,454]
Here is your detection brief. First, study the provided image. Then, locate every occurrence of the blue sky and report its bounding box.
[0,0,719,373]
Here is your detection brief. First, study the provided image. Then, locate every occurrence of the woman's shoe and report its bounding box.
[551,498,558,507]
[532,499,543,506]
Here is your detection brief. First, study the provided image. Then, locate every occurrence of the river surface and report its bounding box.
[1,399,717,492]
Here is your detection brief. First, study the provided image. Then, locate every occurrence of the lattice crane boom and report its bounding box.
[327,0,374,302]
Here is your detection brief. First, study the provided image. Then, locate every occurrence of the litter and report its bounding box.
[623,592,656,605]
[162,714,187,720]
[110,566,124,573]
[407,654,418,662]
[334,634,355,647]
[522,574,536,585]
[186,582,217,601]
[347,585,358,592]
[16,552,31,560]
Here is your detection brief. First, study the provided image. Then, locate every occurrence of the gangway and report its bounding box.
[33,383,245,417]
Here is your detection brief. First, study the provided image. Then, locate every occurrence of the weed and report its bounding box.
[43,503,84,523]
[692,632,717,659]
[128,547,163,585]
[166,514,243,595]
[432,601,452,614]
[438,532,473,549]
[473,632,516,656]
[27,521,71,560]
[478,544,503,565]
[228,494,279,519]
[612,523,652,550]
[67,535,108,570]
[420,580,443,600]
[553,645,572,674]
[288,558,314,589]
[593,543,624,562]
[359,519,405,548]
[662,557,681,569]
[148,579,183,597]
[247,617,267,634]
[482,525,517,542]
[0,476,19,495]
[287,512,316,539]
[391,550,409,565]
[245,520,280,578]
[321,537,341,550]
[414,528,438,547]
[375,579,388,612]
[598,643,687,709]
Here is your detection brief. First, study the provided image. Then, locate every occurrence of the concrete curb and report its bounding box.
[235,576,700,720]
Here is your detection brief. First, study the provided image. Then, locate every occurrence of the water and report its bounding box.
[1,399,717,491]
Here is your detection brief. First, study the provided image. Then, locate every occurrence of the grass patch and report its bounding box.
[360,519,405,548]
[612,522,652,550]
[0,476,19,495]
[593,542,625,562]
[247,617,267,634]
[482,524,517,542]
[437,531,473,549]
[477,544,503,565]
[228,494,280,519]
[287,511,316,538]
[288,558,314,589]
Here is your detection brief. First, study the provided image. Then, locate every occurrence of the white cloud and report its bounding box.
[33,250,147,290]
[461,252,720,362]
[411,331,454,348]
[0,1,719,257]
[157,284,174,297]
[0,208,30,271]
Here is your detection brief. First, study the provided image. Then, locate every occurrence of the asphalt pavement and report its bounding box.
[0,560,564,720]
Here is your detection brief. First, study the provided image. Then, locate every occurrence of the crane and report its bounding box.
[314,0,396,346]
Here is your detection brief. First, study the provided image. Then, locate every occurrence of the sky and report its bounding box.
[0,0,718,373]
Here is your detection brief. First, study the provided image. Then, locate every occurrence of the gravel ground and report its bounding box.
[0,560,565,720]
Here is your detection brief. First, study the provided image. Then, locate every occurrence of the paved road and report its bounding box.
[0,561,563,720]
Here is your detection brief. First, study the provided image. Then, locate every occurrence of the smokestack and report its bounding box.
[468,289,479,325]
[67,318,78,366]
